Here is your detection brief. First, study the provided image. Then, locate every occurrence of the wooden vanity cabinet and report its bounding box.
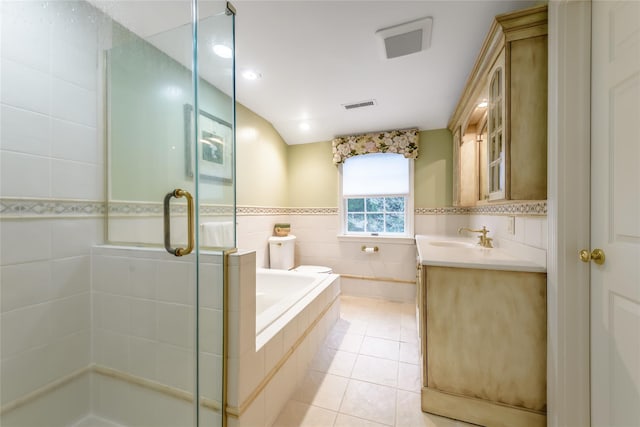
[450,5,547,205]
[417,264,547,427]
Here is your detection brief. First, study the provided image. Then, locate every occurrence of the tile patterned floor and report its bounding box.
[272,296,478,427]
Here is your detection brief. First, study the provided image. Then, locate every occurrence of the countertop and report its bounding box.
[415,234,547,273]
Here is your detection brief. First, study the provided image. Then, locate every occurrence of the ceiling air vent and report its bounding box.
[376,17,433,59]
[342,99,377,110]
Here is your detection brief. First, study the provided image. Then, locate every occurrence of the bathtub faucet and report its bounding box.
[458,226,493,248]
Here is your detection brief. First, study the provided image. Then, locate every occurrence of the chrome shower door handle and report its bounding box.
[163,189,195,257]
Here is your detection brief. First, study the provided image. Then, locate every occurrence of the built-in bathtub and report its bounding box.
[227,253,341,427]
[256,268,336,345]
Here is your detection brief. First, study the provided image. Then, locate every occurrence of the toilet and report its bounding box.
[268,235,332,273]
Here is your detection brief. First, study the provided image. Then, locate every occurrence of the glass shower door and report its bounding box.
[1,1,233,426]
[104,2,235,427]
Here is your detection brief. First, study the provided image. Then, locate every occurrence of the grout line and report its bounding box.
[282,296,419,427]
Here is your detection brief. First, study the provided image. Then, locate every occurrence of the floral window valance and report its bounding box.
[331,128,419,165]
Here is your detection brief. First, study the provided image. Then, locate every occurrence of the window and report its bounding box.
[340,153,413,236]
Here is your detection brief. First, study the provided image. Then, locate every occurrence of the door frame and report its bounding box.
[547,1,592,426]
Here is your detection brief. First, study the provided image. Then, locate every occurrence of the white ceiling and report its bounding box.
[233,1,540,145]
[93,0,541,145]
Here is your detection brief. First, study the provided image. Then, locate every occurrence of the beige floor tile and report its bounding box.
[334,413,391,427]
[400,326,419,344]
[292,370,349,411]
[359,336,400,360]
[271,400,337,427]
[396,389,441,427]
[399,341,420,364]
[366,322,402,341]
[396,389,477,427]
[333,317,368,335]
[339,379,397,426]
[325,329,364,353]
[379,300,407,315]
[397,362,421,392]
[309,346,357,377]
[351,354,398,387]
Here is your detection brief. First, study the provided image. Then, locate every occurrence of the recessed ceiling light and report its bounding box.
[299,122,310,131]
[213,44,232,59]
[477,100,488,108]
[242,69,262,80]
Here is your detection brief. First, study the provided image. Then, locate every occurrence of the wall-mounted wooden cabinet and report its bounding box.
[449,5,548,206]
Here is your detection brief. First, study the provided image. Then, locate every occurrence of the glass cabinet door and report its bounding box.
[488,53,505,200]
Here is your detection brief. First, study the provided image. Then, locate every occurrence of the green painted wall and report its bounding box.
[414,129,453,208]
[109,23,234,204]
[236,104,288,207]
[287,141,337,207]
[107,24,450,209]
[285,129,452,208]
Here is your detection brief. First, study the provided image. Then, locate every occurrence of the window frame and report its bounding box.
[338,154,414,238]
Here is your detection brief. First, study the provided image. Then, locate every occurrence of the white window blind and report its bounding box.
[342,153,409,196]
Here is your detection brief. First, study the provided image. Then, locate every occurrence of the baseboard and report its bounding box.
[421,387,546,427]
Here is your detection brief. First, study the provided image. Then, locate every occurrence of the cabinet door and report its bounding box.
[487,50,506,200]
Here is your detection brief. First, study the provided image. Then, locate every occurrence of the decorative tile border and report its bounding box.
[467,201,547,216]
[235,206,338,215]
[283,207,339,215]
[1,199,546,218]
[0,198,105,218]
[414,207,470,215]
[108,201,234,217]
[414,201,546,216]
[236,206,290,216]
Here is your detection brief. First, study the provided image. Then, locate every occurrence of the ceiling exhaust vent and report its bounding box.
[342,99,377,110]
[375,17,433,59]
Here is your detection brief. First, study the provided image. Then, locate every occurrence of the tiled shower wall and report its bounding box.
[0,1,104,424]
[90,246,224,427]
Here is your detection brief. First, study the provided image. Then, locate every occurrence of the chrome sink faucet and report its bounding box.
[458,226,493,248]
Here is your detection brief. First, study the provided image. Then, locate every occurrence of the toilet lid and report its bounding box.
[295,265,332,274]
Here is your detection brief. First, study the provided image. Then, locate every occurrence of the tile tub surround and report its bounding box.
[227,251,341,427]
[271,296,478,427]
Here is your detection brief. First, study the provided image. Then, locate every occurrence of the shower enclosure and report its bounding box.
[0,1,236,426]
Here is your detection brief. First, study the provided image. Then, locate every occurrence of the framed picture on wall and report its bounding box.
[184,104,233,183]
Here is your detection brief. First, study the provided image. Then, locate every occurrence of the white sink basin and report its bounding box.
[428,241,478,248]
[415,235,547,273]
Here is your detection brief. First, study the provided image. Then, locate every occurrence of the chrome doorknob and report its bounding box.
[579,248,606,265]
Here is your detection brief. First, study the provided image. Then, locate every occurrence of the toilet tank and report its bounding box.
[268,235,296,270]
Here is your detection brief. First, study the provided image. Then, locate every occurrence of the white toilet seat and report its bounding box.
[293,265,332,274]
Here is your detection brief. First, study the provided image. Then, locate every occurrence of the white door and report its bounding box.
[591,1,640,426]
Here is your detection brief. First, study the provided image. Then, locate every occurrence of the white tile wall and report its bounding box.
[0,222,99,416]
[0,0,104,202]
[0,151,51,198]
[1,4,105,418]
[467,214,547,251]
[237,214,290,268]
[1,104,51,156]
[0,372,91,427]
[91,373,197,427]
[90,245,225,421]
[243,211,546,302]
